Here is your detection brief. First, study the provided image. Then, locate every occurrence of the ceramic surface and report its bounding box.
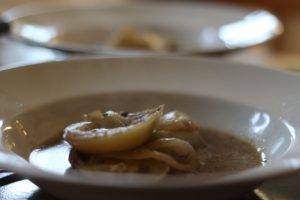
[0,57,299,200]
[2,2,282,54]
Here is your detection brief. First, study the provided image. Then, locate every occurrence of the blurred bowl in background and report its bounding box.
[1,1,283,55]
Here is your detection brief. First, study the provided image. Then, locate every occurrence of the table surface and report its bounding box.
[0,1,300,200]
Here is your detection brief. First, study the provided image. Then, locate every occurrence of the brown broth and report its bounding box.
[29,128,262,175]
[196,129,262,173]
[6,92,263,175]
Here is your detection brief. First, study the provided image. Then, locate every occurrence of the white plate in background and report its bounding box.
[1,1,282,55]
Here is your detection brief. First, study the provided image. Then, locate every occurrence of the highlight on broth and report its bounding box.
[61,105,262,175]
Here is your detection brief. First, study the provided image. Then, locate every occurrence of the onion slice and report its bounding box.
[103,150,193,172]
[64,106,163,154]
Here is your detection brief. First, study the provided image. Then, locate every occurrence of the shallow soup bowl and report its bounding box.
[0,57,300,200]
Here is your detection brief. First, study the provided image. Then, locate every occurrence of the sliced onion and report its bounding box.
[157,111,195,132]
[64,106,163,154]
[103,150,193,172]
[146,138,196,157]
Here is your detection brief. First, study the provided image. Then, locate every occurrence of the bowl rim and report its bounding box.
[0,56,300,189]
[1,1,283,54]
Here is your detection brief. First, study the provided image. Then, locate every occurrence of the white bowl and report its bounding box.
[2,2,282,54]
[0,57,299,200]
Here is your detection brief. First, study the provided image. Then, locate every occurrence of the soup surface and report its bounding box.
[30,129,262,175]
[4,93,263,176]
[27,104,262,176]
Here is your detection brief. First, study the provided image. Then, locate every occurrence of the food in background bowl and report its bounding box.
[110,28,177,52]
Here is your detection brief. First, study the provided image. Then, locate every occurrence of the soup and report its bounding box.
[4,93,264,177]
[30,128,262,175]
[27,104,262,176]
